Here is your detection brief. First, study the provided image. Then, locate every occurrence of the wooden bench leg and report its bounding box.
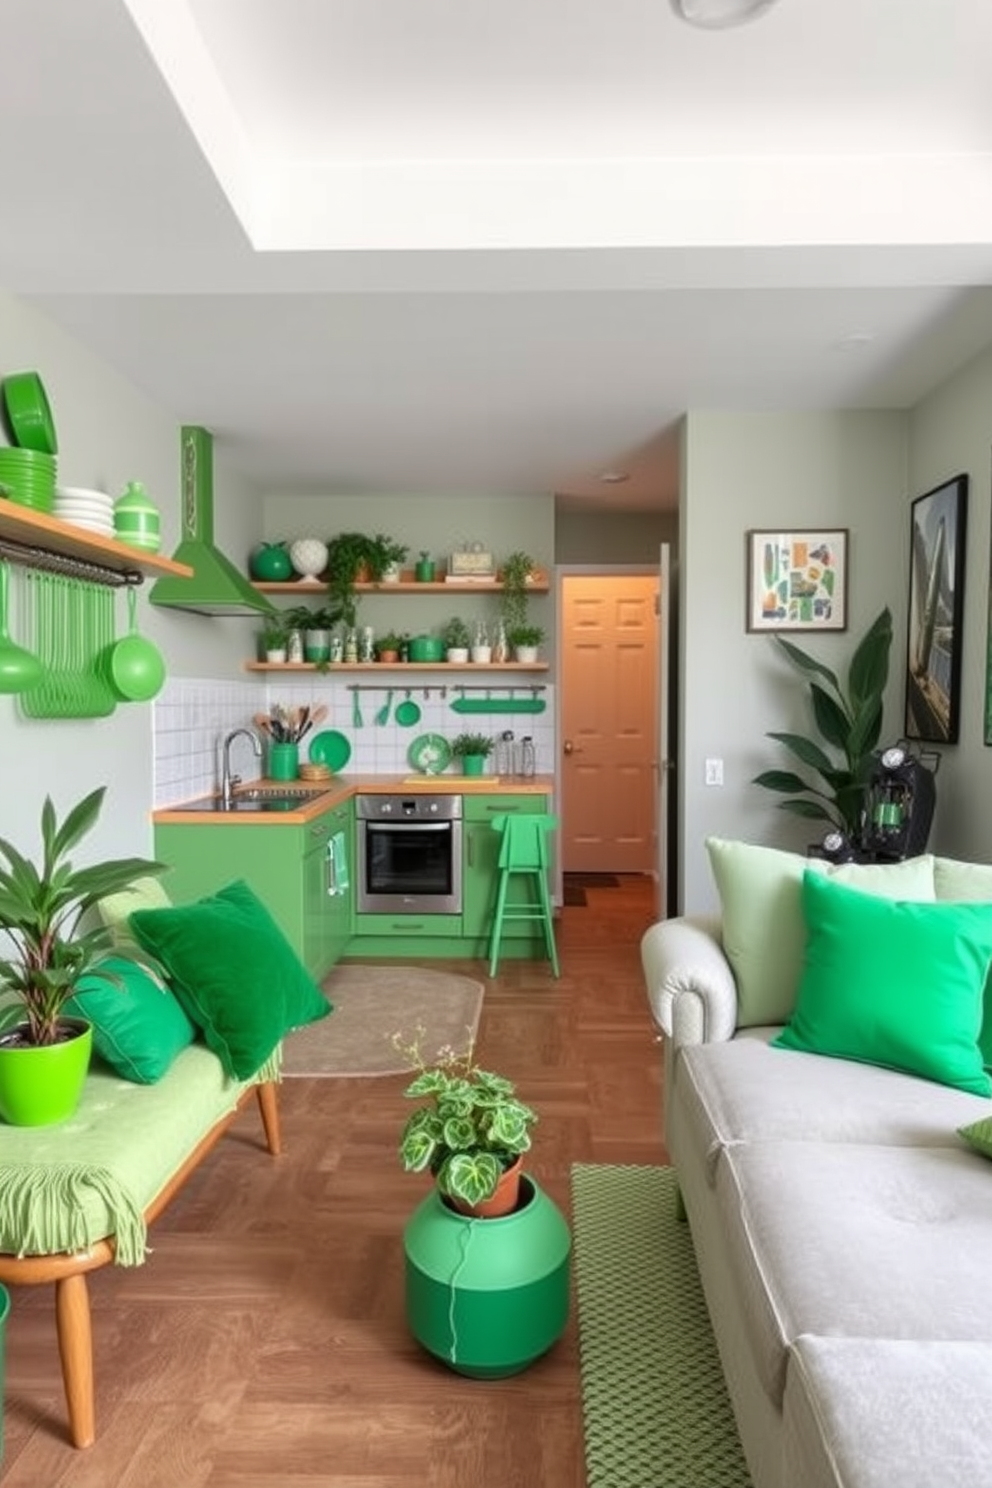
[55,1272,95,1448]
[256,1081,282,1156]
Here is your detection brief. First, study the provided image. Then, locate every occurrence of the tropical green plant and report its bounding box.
[281,603,342,632]
[370,535,409,575]
[508,623,545,649]
[752,606,894,837]
[499,550,536,633]
[395,1027,537,1207]
[442,616,471,650]
[259,614,287,649]
[0,789,167,1047]
[451,731,494,758]
[375,631,404,656]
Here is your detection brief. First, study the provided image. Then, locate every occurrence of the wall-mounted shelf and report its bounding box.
[0,501,193,580]
[245,661,549,674]
[252,574,550,596]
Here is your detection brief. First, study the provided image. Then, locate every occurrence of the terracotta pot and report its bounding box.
[449,1156,524,1219]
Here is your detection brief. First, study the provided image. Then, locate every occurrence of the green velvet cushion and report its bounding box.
[957,1114,992,1160]
[934,858,992,1069]
[706,837,936,1026]
[129,879,331,1079]
[64,955,196,1084]
[774,871,992,1096]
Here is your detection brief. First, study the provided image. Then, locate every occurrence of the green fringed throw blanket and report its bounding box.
[0,1042,280,1267]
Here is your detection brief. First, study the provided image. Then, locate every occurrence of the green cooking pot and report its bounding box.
[408,635,445,663]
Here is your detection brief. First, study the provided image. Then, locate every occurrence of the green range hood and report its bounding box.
[150,426,276,617]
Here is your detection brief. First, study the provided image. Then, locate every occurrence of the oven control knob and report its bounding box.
[428,801,438,814]
[381,802,392,814]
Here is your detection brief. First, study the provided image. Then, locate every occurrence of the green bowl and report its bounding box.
[1,372,58,455]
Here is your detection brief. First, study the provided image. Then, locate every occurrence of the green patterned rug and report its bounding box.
[572,1163,753,1488]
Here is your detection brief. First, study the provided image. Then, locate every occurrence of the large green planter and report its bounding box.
[0,1019,93,1126]
[404,1175,571,1378]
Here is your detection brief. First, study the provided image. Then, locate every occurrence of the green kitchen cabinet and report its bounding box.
[461,793,551,945]
[154,801,354,980]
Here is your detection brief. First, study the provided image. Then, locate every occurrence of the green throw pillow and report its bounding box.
[934,858,992,1069]
[773,871,992,1096]
[706,837,936,1026]
[64,955,196,1084]
[96,875,174,952]
[129,879,331,1079]
[958,1114,992,1160]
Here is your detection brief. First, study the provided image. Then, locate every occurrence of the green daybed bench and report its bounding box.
[0,1044,281,1448]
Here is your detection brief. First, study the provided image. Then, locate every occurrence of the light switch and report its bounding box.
[704,758,724,787]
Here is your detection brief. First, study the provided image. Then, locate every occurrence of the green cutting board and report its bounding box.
[450,697,546,714]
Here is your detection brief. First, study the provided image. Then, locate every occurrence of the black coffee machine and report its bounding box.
[819,741,939,865]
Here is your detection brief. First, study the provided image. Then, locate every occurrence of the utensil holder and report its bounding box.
[269,742,299,780]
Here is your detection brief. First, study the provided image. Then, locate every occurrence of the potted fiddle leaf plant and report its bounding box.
[0,788,167,1125]
[451,731,493,777]
[395,1027,537,1216]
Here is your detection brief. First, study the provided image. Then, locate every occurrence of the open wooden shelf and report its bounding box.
[245,661,549,674]
[0,501,193,579]
[252,573,550,596]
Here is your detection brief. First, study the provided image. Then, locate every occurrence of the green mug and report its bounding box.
[269,742,299,781]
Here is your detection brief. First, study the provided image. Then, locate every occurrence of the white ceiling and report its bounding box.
[3,0,992,512]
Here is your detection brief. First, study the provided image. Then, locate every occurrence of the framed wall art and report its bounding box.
[746,529,847,632]
[905,473,968,745]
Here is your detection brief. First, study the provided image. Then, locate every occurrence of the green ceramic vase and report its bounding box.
[0,1019,93,1126]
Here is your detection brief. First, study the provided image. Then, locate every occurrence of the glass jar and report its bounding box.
[518,736,536,778]
[494,730,514,777]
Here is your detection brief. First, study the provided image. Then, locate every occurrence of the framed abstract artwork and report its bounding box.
[905,473,968,745]
[746,529,847,632]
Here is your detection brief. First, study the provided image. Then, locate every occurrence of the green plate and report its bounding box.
[309,729,352,773]
[394,698,422,727]
[1,371,58,455]
[407,733,452,774]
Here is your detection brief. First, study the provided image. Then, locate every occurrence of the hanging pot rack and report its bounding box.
[0,535,143,588]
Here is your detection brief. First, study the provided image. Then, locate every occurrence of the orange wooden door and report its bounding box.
[561,574,659,873]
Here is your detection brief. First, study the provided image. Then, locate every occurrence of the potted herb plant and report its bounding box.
[259,614,287,663]
[372,536,409,583]
[451,731,493,777]
[0,788,166,1125]
[442,616,471,663]
[281,604,342,664]
[376,631,404,662]
[508,623,545,663]
[752,606,893,843]
[395,1028,537,1215]
[499,550,536,634]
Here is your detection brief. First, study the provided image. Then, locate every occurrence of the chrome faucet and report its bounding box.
[221,727,262,808]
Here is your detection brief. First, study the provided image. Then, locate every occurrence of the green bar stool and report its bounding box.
[488,813,560,977]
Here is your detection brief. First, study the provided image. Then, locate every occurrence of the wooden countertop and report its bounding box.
[153,775,555,825]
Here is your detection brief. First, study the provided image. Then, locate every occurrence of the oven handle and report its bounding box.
[366,822,452,833]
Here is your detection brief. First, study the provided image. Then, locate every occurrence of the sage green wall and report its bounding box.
[0,291,262,862]
[262,491,556,645]
[907,342,992,862]
[679,411,909,914]
[555,507,677,564]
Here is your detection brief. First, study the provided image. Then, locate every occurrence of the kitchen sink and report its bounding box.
[177,786,332,814]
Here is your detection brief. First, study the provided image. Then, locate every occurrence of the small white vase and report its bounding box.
[471,645,492,664]
[514,645,539,664]
[265,648,287,664]
[446,647,469,664]
[382,562,403,584]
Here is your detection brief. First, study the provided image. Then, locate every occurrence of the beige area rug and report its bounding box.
[280,964,485,1077]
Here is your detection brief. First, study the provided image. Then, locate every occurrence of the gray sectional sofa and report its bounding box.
[640,840,992,1488]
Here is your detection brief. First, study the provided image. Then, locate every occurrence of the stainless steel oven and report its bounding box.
[356,795,463,914]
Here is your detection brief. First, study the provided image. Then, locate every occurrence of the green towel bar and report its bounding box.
[450,697,546,714]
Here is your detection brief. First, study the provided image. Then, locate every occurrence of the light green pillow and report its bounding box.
[934,858,992,1068]
[706,837,936,1026]
[130,879,332,1080]
[97,876,174,955]
[958,1114,992,1159]
[774,871,992,1096]
[64,955,196,1084]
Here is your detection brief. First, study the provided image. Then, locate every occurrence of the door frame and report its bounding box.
[555,563,662,894]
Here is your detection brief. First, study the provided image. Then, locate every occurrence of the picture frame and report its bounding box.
[745,529,848,632]
[905,473,968,745]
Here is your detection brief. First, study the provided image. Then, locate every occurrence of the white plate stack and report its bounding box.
[54,486,115,538]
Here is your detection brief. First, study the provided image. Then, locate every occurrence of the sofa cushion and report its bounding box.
[668,1038,992,1190]
[774,872,992,1095]
[957,1112,992,1161]
[705,838,935,1027]
[130,879,331,1079]
[784,1336,992,1488]
[714,1139,992,1409]
[934,856,992,1068]
[64,955,196,1084]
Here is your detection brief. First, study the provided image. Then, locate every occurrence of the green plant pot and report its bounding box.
[0,1019,92,1126]
[404,1176,571,1378]
[415,560,436,582]
[461,754,487,776]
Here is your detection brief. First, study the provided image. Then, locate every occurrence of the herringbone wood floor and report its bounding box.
[2,878,666,1486]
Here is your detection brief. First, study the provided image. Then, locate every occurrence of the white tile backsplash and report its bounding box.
[154,671,554,804]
